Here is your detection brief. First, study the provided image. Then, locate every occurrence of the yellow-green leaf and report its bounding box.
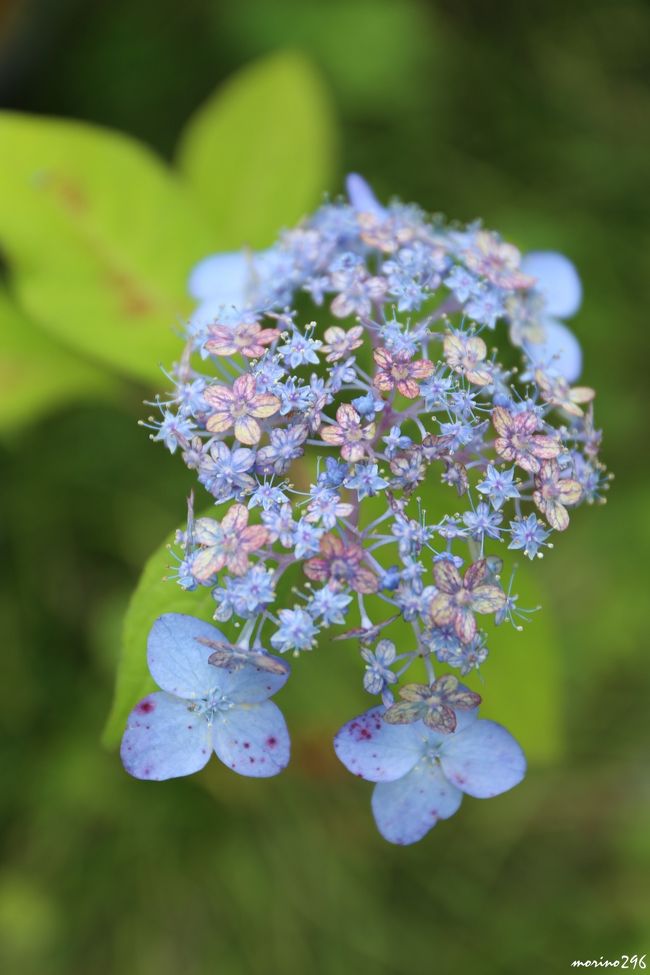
[0,287,116,433]
[177,50,337,248]
[0,112,216,383]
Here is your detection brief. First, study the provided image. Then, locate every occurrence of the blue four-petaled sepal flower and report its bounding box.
[121,613,291,781]
[334,706,526,845]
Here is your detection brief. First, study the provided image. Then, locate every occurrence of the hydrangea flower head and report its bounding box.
[131,174,607,843]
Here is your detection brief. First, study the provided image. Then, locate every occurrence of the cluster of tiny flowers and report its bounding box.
[124,175,607,844]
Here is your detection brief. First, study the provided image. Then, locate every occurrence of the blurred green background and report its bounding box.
[0,1,648,973]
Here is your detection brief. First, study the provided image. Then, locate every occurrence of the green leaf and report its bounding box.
[0,287,116,433]
[459,563,563,764]
[0,112,216,383]
[177,50,337,248]
[102,526,215,748]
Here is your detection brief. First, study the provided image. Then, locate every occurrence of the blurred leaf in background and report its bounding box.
[0,286,116,432]
[177,50,337,248]
[0,111,214,382]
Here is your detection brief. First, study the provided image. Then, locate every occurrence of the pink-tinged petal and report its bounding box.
[303,558,329,582]
[557,479,583,505]
[454,607,476,644]
[373,347,393,369]
[225,548,251,576]
[470,584,506,614]
[121,692,212,781]
[423,706,457,734]
[205,330,238,356]
[232,372,256,401]
[410,359,434,379]
[340,442,367,462]
[333,707,423,782]
[203,385,234,408]
[349,325,364,343]
[320,534,345,558]
[466,367,492,387]
[320,425,345,446]
[193,517,221,546]
[515,452,541,475]
[345,543,364,565]
[535,495,570,531]
[517,411,539,435]
[240,524,268,552]
[371,761,463,845]
[191,547,225,582]
[532,435,561,459]
[443,334,463,362]
[464,559,487,590]
[336,403,361,427]
[537,458,558,481]
[206,412,234,434]
[352,567,379,594]
[221,503,249,533]
[212,700,290,778]
[428,592,456,627]
[396,683,430,702]
[396,378,420,399]
[207,341,239,357]
[466,336,487,360]
[249,393,280,419]
[240,343,267,358]
[234,416,261,445]
[494,438,516,462]
[331,293,354,319]
[383,701,426,724]
[439,718,526,798]
[255,328,281,346]
[433,560,462,594]
[323,325,345,342]
[492,407,512,437]
[560,399,586,418]
[147,613,229,697]
[373,372,394,392]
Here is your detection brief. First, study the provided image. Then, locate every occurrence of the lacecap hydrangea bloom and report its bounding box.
[126,175,607,844]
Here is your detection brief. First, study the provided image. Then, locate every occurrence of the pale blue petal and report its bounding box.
[121,692,212,781]
[452,707,480,733]
[371,761,463,845]
[345,173,386,218]
[526,318,583,382]
[212,700,290,778]
[189,298,237,331]
[439,718,526,798]
[147,613,227,699]
[218,656,290,704]
[188,251,250,303]
[521,251,582,318]
[334,707,423,783]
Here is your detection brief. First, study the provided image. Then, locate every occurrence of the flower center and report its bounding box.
[391,364,410,381]
[193,690,235,723]
[231,399,250,418]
